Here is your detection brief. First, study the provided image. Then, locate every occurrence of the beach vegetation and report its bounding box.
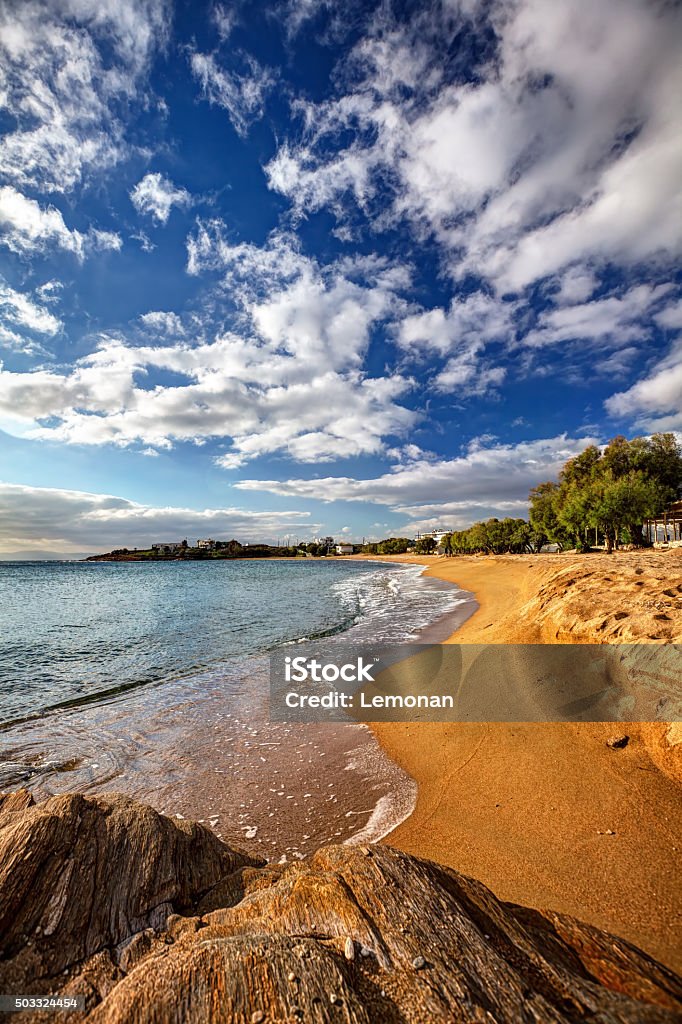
[376,537,411,554]
[439,433,681,556]
[529,433,682,552]
[299,541,327,556]
[444,518,536,555]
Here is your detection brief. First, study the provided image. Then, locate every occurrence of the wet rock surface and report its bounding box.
[1,791,680,1023]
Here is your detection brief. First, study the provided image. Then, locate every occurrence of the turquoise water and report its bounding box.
[0,559,363,725]
[0,558,468,858]
[0,558,463,726]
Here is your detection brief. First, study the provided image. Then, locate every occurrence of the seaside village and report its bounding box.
[115,504,682,561]
[112,530,456,558]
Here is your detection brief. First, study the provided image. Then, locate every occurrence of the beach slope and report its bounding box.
[359,551,682,971]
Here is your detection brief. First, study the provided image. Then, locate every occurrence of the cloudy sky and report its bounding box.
[0,0,680,553]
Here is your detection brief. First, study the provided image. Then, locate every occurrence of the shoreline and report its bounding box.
[2,553,680,972]
[349,551,682,972]
[0,559,443,863]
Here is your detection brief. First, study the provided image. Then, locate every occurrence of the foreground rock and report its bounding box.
[0,793,680,1023]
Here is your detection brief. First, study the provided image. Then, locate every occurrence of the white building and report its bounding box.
[335,543,354,555]
[196,538,216,550]
[151,542,183,553]
[416,530,449,551]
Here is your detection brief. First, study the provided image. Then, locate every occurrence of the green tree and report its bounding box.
[560,445,601,486]
[528,433,682,552]
[509,519,534,553]
[557,479,597,551]
[529,482,570,550]
[629,432,682,495]
[588,470,663,553]
[377,537,411,554]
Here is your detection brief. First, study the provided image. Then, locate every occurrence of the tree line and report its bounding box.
[438,433,682,556]
[528,433,681,552]
[441,518,538,555]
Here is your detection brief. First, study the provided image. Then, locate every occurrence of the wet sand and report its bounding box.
[352,552,682,972]
[0,664,416,864]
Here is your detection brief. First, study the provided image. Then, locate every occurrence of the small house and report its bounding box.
[644,501,682,548]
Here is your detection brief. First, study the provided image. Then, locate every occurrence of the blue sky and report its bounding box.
[0,0,681,553]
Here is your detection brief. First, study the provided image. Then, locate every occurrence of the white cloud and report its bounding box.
[605,339,682,432]
[523,284,673,349]
[265,0,682,291]
[35,280,63,302]
[186,225,410,377]
[0,233,417,464]
[0,0,169,194]
[655,299,682,332]
[0,278,61,337]
[397,500,530,535]
[130,173,192,225]
[554,267,598,305]
[139,311,185,335]
[0,481,314,554]
[190,50,274,137]
[434,361,505,396]
[279,0,333,38]
[457,1,682,290]
[396,292,515,356]
[186,223,309,285]
[395,291,513,396]
[235,434,599,526]
[132,231,156,253]
[0,186,121,259]
[593,346,639,380]
[212,3,237,41]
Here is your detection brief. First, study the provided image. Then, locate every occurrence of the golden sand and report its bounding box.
[350,551,682,971]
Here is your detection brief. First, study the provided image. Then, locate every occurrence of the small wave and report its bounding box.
[345,785,418,846]
[329,562,466,645]
[276,608,361,648]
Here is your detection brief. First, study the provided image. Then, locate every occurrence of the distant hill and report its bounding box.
[86,543,300,561]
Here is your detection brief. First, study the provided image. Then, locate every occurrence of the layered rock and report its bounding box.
[0,792,680,1022]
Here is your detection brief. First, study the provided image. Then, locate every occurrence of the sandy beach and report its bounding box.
[351,551,682,972]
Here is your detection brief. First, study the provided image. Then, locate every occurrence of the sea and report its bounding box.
[0,558,472,860]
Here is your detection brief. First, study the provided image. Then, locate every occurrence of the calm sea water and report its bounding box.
[0,558,470,859]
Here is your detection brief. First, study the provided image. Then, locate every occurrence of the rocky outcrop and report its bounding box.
[0,792,260,990]
[1,792,680,1023]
